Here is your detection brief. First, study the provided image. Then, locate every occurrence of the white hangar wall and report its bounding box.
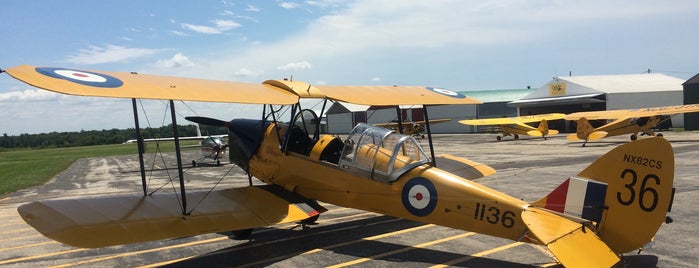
[606,91,684,127]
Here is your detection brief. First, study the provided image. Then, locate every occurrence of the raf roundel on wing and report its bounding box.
[426,86,466,98]
[35,67,124,88]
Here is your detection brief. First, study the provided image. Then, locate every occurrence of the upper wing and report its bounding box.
[17,185,326,248]
[5,65,481,106]
[4,65,299,104]
[314,85,482,105]
[565,104,699,120]
[458,113,565,126]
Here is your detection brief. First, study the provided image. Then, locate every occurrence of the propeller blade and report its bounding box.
[185,116,229,127]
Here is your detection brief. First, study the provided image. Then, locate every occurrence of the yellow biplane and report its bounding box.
[3,65,676,267]
[565,104,699,146]
[459,113,565,141]
[374,118,451,138]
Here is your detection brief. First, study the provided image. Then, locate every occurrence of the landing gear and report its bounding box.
[230,228,253,240]
[630,134,638,141]
[191,160,197,167]
[496,136,502,141]
[514,134,519,140]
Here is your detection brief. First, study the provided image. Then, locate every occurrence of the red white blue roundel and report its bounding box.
[426,87,466,99]
[402,177,438,217]
[35,67,123,88]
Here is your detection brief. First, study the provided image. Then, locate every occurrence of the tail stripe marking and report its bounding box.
[544,177,607,222]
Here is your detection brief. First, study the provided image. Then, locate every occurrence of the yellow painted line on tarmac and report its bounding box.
[239,224,435,268]
[47,236,231,268]
[0,220,24,227]
[429,241,525,268]
[327,232,477,268]
[0,234,42,243]
[136,256,193,268]
[0,227,34,235]
[0,241,56,252]
[0,248,88,265]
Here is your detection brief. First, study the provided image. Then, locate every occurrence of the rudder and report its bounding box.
[578,137,674,253]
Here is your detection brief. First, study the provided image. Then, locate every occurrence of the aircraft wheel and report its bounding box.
[496,136,502,141]
[216,159,221,166]
[231,228,253,240]
[630,134,638,141]
[191,160,197,167]
[514,134,519,140]
[656,133,664,137]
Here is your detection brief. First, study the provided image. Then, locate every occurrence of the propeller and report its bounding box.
[185,116,229,128]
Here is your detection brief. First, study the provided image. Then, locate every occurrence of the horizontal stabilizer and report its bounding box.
[434,154,496,180]
[522,208,619,268]
[526,130,543,137]
[18,186,326,248]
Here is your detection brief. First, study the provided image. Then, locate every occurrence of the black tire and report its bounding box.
[231,228,253,240]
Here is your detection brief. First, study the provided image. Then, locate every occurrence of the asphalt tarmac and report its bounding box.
[1,132,698,267]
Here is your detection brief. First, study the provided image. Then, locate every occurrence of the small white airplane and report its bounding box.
[125,122,228,166]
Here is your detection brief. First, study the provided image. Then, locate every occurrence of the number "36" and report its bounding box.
[617,168,659,212]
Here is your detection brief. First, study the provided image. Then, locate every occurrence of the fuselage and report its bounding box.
[247,123,532,243]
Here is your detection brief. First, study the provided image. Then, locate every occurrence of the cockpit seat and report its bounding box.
[310,135,343,164]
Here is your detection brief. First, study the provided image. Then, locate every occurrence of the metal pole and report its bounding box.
[395,106,404,134]
[131,98,148,196]
[169,100,187,215]
[423,105,436,167]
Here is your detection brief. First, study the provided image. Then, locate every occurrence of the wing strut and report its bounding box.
[169,100,188,215]
[423,105,437,167]
[131,98,148,196]
[395,106,405,134]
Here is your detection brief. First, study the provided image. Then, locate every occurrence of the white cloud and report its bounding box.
[180,19,241,34]
[279,2,299,9]
[277,61,312,71]
[65,44,160,65]
[234,68,263,77]
[0,89,62,103]
[246,5,260,12]
[154,53,195,68]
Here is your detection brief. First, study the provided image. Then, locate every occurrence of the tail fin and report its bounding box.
[536,119,559,136]
[535,137,674,254]
[567,117,606,141]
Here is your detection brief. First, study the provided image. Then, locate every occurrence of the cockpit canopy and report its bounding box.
[339,123,431,182]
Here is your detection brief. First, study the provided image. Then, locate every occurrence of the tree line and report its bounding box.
[0,124,228,149]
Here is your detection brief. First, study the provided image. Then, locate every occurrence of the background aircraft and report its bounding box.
[459,113,565,141]
[374,118,451,138]
[3,65,676,267]
[125,122,228,166]
[565,104,699,146]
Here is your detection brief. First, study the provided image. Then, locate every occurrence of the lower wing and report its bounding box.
[18,185,326,248]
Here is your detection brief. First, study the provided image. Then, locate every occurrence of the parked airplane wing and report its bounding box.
[459,113,566,126]
[17,186,325,248]
[565,104,699,120]
[4,65,299,104]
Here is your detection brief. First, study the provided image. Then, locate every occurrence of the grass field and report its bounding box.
[0,141,198,195]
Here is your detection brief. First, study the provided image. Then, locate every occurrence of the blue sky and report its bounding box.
[2,0,699,135]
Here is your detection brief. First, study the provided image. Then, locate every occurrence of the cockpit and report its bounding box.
[337,123,431,183]
[278,109,431,183]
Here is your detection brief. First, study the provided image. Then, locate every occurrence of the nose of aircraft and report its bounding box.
[227,119,268,170]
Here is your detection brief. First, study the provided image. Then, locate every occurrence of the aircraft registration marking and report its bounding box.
[623,154,663,169]
[35,67,124,88]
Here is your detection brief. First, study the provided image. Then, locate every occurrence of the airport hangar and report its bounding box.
[323,73,689,134]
